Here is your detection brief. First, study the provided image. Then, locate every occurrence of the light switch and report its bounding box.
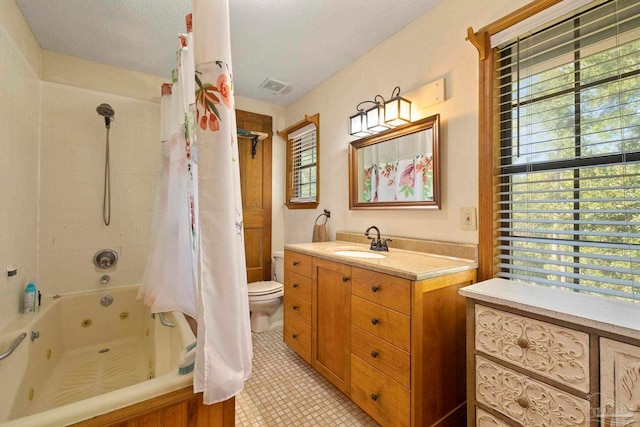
[461,207,477,231]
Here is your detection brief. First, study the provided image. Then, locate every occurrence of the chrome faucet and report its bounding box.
[364,226,392,252]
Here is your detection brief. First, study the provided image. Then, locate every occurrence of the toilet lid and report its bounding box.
[248,280,283,296]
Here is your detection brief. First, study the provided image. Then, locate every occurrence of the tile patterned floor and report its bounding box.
[236,327,379,426]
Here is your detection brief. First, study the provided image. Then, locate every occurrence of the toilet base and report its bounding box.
[249,302,283,333]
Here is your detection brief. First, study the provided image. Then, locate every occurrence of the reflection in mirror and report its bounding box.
[349,114,440,209]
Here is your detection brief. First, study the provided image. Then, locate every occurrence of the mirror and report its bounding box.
[349,114,440,209]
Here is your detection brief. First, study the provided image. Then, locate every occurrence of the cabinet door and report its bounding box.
[312,258,352,395]
[600,338,640,427]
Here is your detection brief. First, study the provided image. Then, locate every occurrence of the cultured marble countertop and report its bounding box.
[284,241,477,281]
[460,278,640,341]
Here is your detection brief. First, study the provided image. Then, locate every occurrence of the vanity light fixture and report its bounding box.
[349,86,411,137]
[384,86,412,127]
[349,110,370,138]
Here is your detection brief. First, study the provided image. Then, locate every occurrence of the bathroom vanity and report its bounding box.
[283,236,477,427]
[461,279,640,427]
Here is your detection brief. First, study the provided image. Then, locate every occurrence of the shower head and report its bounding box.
[96,103,115,128]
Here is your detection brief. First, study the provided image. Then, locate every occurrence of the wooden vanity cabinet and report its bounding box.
[283,249,477,427]
[283,251,313,363]
[312,258,352,395]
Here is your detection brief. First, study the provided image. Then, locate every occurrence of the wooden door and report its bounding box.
[236,110,272,283]
[312,258,352,395]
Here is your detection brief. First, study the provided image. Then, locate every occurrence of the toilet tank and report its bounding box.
[273,251,285,283]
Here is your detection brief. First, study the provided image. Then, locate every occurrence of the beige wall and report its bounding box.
[281,0,530,246]
[0,14,40,329]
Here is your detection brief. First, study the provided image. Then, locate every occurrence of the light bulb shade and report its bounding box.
[384,95,411,127]
[349,111,371,137]
[365,104,390,133]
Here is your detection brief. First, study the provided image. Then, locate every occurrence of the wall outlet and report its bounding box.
[460,207,477,231]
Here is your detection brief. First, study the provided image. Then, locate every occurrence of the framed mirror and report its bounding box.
[349,114,440,209]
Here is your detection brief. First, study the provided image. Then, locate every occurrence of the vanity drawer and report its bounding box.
[351,325,410,388]
[475,305,590,393]
[284,271,311,302]
[475,356,590,426]
[284,293,311,323]
[284,250,312,278]
[351,355,410,427]
[352,267,411,315]
[284,314,311,364]
[351,296,410,352]
[476,408,511,427]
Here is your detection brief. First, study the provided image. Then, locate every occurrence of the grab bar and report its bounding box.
[0,333,27,361]
[153,312,175,328]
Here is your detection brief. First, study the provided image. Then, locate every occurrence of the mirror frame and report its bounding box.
[348,114,440,210]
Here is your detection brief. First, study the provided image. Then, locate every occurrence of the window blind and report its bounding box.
[496,0,640,300]
[290,128,317,202]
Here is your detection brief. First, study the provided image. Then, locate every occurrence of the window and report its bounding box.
[472,0,640,301]
[277,113,320,209]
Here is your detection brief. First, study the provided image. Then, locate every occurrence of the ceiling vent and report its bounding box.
[258,78,290,94]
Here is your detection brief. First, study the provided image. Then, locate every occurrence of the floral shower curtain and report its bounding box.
[138,38,197,319]
[192,0,252,404]
[139,0,252,405]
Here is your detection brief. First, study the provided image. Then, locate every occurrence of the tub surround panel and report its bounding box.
[38,82,160,296]
[0,17,40,331]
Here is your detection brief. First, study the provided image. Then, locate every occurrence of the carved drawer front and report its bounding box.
[475,305,589,393]
[351,296,411,352]
[284,271,311,302]
[351,354,410,427]
[284,293,311,323]
[284,250,312,278]
[351,325,410,388]
[284,314,311,364]
[476,356,590,427]
[600,338,640,427]
[351,267,411,315]
[476,408,511,427]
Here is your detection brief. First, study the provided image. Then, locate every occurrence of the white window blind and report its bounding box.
[290,127,317,202]
[496,0,640,300]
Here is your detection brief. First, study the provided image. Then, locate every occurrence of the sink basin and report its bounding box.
[333,250,386,259]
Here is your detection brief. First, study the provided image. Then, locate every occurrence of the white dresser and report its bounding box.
[461,279,640,427]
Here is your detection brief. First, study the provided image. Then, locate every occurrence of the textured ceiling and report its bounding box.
[16,0,442,106]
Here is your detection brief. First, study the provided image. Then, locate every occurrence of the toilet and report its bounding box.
[247,251,284,332]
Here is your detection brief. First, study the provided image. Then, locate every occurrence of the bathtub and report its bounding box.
[0,285,195,427]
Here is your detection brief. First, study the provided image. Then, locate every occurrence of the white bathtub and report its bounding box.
[0,285,195,427]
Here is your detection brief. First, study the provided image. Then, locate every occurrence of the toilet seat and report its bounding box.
[248,280,283,297]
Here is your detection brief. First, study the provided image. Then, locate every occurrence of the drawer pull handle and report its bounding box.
[371,318,379,325]
[371,285,379,293]
[342,276,349,282]
[370,393,378,402]
[292,261,299,266]
[292,305,299,310]
[292,334,298,339]
[370,351,378,358]
[517,337,530,349]
[292,283,299,288]
[517,397,529,408]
